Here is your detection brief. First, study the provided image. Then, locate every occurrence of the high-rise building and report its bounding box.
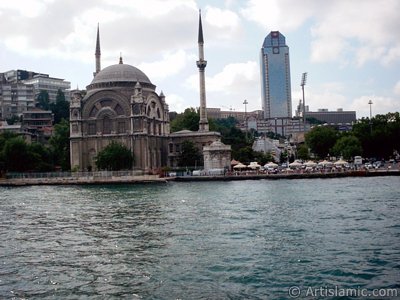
[260,31,292,119]
[4,69,71,104]
[0,73,35,120]
[22,74,71,104]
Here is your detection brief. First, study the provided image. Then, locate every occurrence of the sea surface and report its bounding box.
[0,176,399,299]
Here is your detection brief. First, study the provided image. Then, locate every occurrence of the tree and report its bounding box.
[95,141,133,171]
[28,142,53,171]
[235,146,254,164]
[253,151,273,165]
[2,137,35,172]
[352,112,400,159]
[297,144,309,160]
[50,89,70,124]
[36,90,50,110]
[305,126,338,158]
[178,140,202,167]
[331,135,362,160]
[6,115,21,125]
[170,108,199,132]
[49,119,70,170]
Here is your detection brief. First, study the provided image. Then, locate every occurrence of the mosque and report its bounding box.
[69,12,230,173]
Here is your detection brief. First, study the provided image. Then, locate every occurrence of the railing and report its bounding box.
[6,170,145,179]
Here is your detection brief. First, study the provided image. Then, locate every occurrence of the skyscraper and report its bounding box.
[260,31,292,119]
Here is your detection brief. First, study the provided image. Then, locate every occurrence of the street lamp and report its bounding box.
[243,99,248,139]
[301,72,308,131]
[368,99,373,134]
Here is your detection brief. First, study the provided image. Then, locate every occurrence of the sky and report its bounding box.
[1,0,399,118]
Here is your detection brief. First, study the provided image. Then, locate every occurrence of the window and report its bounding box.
[115,104,124,116]
[100,99,112,107]
[89,107,98,118]
[89,123,96,135]
[118,121,125,133]
[103,117,111,134]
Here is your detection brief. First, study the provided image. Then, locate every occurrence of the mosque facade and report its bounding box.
[70,13,230,172]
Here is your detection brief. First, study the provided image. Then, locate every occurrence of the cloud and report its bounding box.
[0,0,199,64]
[165,93,186,113]
[138,50,195,81]
[185,60,260,110]
[349,95,399,117]
[204,6,241,41]
[0,0,50,18]
[240,0,400,66]
[393,81,400,96]
[309,0,400,66]
[186,60,258,92]
[292,86,349,113]
[240,0,313,32]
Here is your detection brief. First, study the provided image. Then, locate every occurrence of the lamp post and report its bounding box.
[243,99,248,140]
[301,72,307,131]
[368,99,373,134]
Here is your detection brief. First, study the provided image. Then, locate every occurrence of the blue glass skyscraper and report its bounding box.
[260,31,292,119]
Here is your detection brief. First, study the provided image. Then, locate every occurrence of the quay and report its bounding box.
[174,169,400,182]
[0,171,168,186]
[0,169,398,186]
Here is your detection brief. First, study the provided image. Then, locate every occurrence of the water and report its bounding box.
[1,177,399,299]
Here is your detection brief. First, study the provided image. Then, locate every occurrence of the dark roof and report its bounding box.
[198,10,204,44]
[90,63,152,85]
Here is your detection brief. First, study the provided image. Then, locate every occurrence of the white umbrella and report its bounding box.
[318,160,333,166]
[249,162,262,169]
[304,160,317,167]
[231,159,240,166]
[289,161,303,168]
[233,163,247,169]
[334,159,348,166]
[264,162,278,168]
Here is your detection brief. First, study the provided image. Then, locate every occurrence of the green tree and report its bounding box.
[6,115,21,125]
[95,141,133,171]
[50,89,70,124]
[2,137,35,172]
[49,119,70,170]
[36,90,50,110]
[170,108,200,132]
[253,151,273,165]
[352,112,400,159]
[178,140,202,167]
[305,126,338,158]
[28,142,53,171]
[235,146,254,164]
[331,135,362,160]
[297,144,309,160]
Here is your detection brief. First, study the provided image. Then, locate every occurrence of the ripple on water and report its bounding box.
[0,177,399,299]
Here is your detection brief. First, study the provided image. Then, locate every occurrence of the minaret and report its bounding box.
[94,23,101,77]
[197,10,209,132]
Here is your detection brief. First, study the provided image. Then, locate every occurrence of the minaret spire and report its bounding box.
[196,9,209,132]
[94,23,101,77]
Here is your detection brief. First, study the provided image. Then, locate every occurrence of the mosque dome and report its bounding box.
[91,63,152,85]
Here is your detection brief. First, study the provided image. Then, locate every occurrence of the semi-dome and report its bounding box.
[91,63,152,85]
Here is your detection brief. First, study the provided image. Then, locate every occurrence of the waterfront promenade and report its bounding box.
[0,171,168,186]
[0,168,398,186]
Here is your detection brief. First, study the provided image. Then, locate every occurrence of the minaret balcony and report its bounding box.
[196,60,207,69]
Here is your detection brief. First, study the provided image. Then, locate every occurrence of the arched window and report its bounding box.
[103,116,111,134]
